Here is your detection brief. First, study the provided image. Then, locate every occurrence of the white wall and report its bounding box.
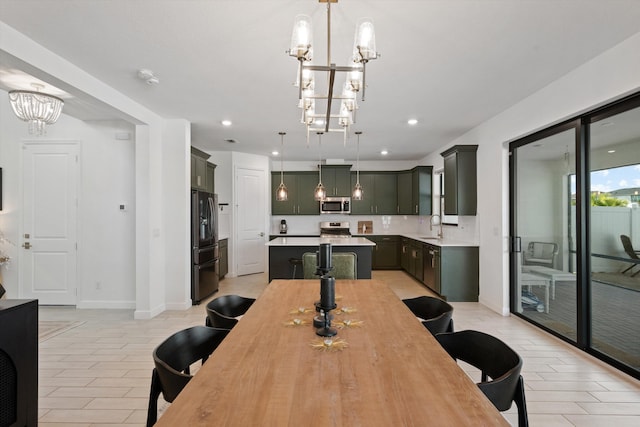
[1,22,192,318]
[0,93,137,307]
[421,32,640,315]
[162,120,191,310]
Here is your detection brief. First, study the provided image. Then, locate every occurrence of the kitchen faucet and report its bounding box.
[430,214,443,239]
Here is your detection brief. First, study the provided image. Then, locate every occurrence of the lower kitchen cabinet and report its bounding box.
[402,239,423,282]
[219,239,228,280]
[423,244,479,302]
[368,235,400,269]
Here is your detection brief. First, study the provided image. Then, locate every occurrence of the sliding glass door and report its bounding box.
[511,125,578,340]
[589,106,640,371]
[510,93,640,379]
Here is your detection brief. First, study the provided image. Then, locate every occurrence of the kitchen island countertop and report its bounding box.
[266,236,376,247]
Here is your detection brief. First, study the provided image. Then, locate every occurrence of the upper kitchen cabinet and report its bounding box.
[397,166,432,215]
[412,166,432,215]
[440,145,477,215]
[321,165,352,197]
[397,171,413,215]
[350,172,397,215]
[271,172,320,215]
[191,147,215,192]
[205,162,216,193]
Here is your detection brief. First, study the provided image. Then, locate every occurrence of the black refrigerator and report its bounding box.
[191,190,219,304]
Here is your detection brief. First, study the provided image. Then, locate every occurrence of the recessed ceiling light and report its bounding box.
[221,120,232,126]
[608,150,616,154]
[380,150,389,156]
[272,151,279,156]
[407,119,418,125]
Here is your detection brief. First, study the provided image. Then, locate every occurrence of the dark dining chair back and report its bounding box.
[435,330,529,427]
[402,296,454,335]
[147,326,230,426]
[205,294,256,329]
[620,234,640,276]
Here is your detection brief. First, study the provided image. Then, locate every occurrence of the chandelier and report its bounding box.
[8,83,64,136]
[288,0,378,144]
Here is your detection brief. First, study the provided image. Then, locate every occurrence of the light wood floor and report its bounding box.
[37,271,640,426]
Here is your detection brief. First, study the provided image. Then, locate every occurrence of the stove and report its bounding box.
[320,221,352,237]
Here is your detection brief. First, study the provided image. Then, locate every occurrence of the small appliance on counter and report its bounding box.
[280,219,288,234]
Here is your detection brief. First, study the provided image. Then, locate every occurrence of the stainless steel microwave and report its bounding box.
[320,197,351,214]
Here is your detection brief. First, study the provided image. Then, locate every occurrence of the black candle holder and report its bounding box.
[316,266,337,337]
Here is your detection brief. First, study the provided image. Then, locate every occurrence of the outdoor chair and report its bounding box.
[522,241,558,268]
[436,330,529,427]
[147,326,230,426]
[205,294,256,329]
[620,235,640,277]
[402,296,454,335]
[302,252,357,279]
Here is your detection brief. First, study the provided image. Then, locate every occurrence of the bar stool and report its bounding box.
[289,258,303,279]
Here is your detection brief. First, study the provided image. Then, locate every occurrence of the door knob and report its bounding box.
[259,232,265,237]
[22,242,31,249]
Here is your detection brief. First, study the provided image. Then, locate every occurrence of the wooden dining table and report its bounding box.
[156,279,509,426]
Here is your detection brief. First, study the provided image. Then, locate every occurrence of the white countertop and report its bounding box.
[266,237,376,247]
[399,233,478,247]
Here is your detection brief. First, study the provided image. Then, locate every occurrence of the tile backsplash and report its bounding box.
[270,214,478,242]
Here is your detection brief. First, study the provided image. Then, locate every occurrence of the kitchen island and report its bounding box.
[267,237,375,281]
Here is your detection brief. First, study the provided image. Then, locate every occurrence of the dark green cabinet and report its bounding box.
[440,145,477,215]
[191,147,208,190]
[409,240,424,282]
[191,147,215,192]
[397,167,433,215]
[400,238,411,271]
[401,238,424,281]
[219,238,228,280]
[205,162,216,193]
[271,172,319,215]
[397,171,413,215]
[428,245,478,302]
[350,172,397,215]
[321,165,352,197]
[369,235,400,269]
[412,166,432,215]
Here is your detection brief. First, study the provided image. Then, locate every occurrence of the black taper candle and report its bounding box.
[318,243,332,270]
[320,276,335,309]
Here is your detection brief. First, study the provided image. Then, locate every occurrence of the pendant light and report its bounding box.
[314,132,326,201]
[276,132,288,201]
[352,131,363,200]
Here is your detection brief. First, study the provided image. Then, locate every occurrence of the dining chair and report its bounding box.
[435,330,528,427]
[402,295,454,335]
[147,326,230,426]
[620,234,640,277]
[205,294,256,329]
[302,252,357,279]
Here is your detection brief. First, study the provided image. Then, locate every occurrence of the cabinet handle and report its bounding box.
[415,204,418,214]
[293,206,296,214]
[375,206,378,214]
[370,206,374,213]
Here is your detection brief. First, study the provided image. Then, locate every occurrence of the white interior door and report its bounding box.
[21,142,79,305]
[235,167,266,276]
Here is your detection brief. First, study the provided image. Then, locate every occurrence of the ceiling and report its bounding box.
[1,0,640,161]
